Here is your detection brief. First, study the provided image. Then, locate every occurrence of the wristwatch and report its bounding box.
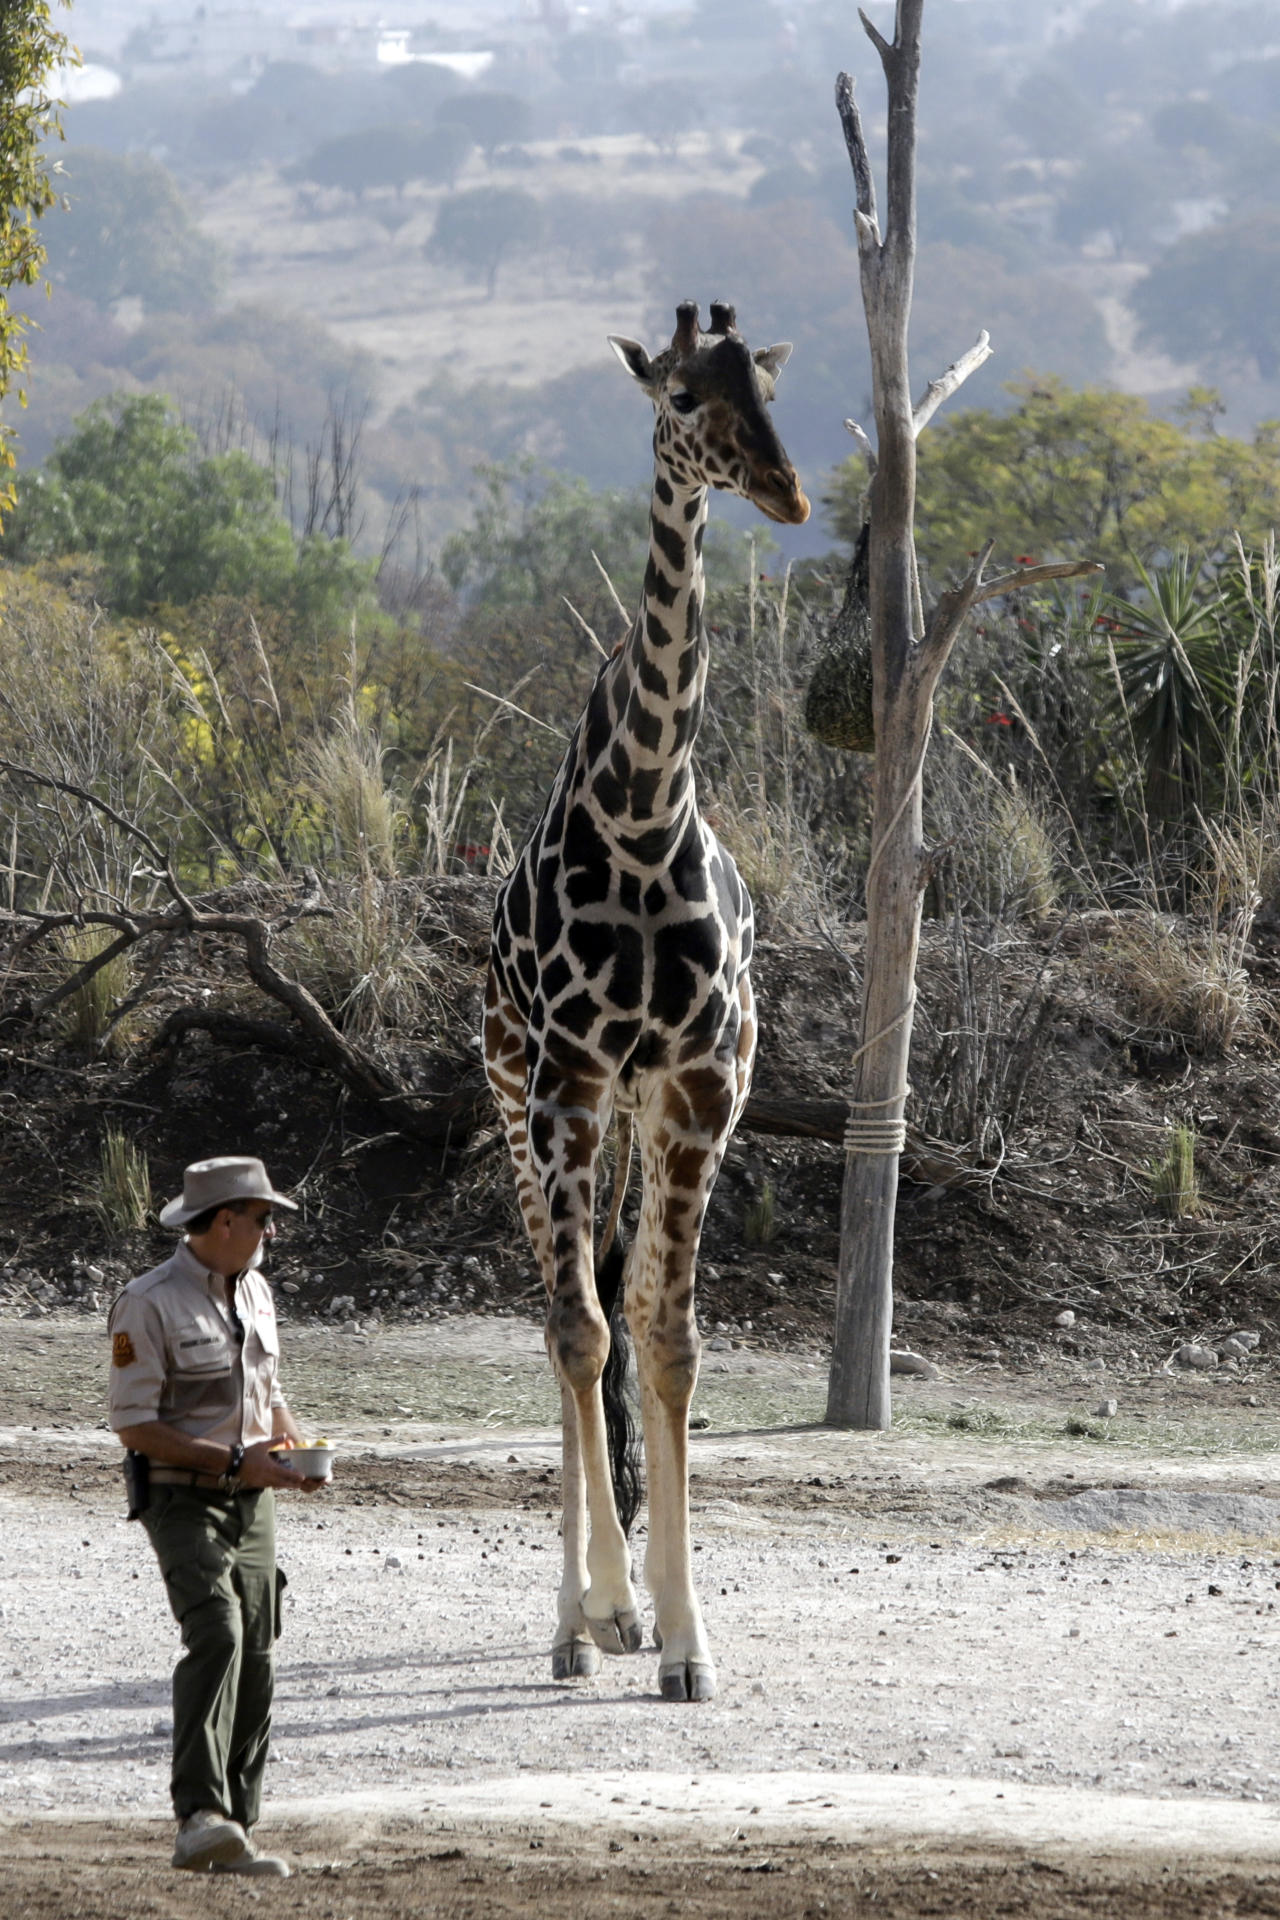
[221,1442,245,1492]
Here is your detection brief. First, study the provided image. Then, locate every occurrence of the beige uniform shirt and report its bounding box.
[108,1241,285,1448]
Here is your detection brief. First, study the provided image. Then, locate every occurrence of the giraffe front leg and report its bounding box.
[629,1118,728,1703]
[548,1284,643,1657]
[636,1311,716,1701]
[551,1382,600,1679]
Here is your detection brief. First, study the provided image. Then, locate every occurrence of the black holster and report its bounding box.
[123,1449,150,1521]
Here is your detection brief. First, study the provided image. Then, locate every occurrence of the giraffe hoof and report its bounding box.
[585,1610,643,1656]
[551,1639,600,1680]
[659,1660,717,1703]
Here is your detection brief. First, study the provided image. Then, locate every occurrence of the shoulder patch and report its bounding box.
[112,1330,137,1368]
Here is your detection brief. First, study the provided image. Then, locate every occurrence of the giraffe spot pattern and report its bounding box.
[483,304,806,1685]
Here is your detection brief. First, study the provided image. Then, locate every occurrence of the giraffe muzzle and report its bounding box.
[754,466,811,526]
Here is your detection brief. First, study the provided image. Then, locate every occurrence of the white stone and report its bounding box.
[889,1350,938,1379]
[1174,1344,1218,1370]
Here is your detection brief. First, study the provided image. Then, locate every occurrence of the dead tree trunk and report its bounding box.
[825,2,1100,1428]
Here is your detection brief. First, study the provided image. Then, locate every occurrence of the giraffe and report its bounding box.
[483,299,809,1702]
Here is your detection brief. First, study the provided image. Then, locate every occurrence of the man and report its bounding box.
[109,1155,324,1878]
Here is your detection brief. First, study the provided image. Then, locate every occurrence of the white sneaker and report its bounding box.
[172,1808,248,1871]
[213,1834,291,1878]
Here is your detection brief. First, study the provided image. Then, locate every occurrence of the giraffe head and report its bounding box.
[608,301,810,527]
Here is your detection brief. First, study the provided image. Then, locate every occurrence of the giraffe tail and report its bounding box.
[597,1113,642,1537]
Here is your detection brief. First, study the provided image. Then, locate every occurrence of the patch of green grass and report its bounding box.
[892,1400,1280,1458]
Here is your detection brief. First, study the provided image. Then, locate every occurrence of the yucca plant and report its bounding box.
[1102,553,1234,826]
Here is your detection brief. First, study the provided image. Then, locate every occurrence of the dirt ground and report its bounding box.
[4,1316,1280,1919]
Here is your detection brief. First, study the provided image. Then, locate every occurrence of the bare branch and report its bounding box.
[853,207,882,254]
[843,417,877,473]
[0,758,192,911]
[835,71,877,232]
[858,7,894,66]
[967,558,1105,606]
[99,929,176,1044]
[919,553,1103,677]
[913,331,992,438]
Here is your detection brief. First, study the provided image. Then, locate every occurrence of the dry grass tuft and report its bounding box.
[58,927,133,1051]
[282,875,450,1046]
[91,1126,152,1237]
[1105,912,1251,1055]
[297,701,407,879]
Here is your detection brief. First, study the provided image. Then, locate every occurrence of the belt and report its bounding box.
[150,1468,234,1491]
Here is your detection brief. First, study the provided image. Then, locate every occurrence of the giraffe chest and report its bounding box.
[492,814,752,1064]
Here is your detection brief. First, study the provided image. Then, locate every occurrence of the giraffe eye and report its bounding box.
[670,390,698,415]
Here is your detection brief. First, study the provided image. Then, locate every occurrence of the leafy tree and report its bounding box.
[1131,214,1280,379]
[2,393,372,617]
[41,147,222,312]
[825,378,1280,593]
[0,1,73,514]
[436,91,534,163]
[380,59,461,118]
[426,187,543,298]
[293,123,472,196]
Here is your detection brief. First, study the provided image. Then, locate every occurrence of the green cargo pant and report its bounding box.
[142,1484,283,1829]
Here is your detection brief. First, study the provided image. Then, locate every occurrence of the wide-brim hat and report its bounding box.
[160,1156,300,1229]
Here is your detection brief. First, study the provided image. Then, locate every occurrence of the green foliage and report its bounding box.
[293,122,472,195]
[1101,554,1234,822]
[436,91,534,161]
[825,379,1280,595]
[441,462,652,613]
[2,393,372,617]
[1132,213,1280,379]
[0,0,73,512]
[1148,1123,1202,1220]
[743,1178,778,1247]
[426,187,544,298]
[42,147,222,312]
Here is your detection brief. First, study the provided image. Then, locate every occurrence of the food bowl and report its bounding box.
[276,1445,335,1480]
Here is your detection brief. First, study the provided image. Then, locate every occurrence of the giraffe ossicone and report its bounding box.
[484,300,809,1702]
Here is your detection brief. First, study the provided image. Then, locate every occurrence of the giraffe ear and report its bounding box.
[754,342,794,379]
[608,335,657,390]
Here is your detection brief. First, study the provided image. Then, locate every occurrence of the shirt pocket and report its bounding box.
[172,1316,234,1377]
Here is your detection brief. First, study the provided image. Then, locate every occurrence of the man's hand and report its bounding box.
[239,1439,326,1493]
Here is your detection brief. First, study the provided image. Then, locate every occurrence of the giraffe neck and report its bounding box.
[582,464,708,841]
